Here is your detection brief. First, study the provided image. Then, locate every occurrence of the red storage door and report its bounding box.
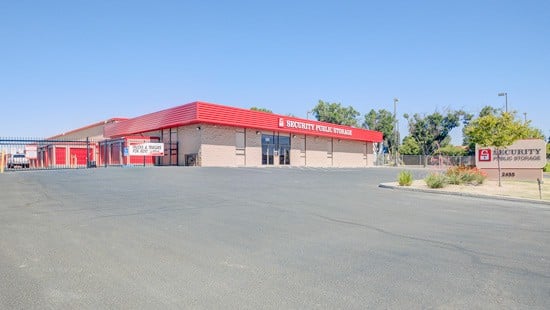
[55,147,66,165]
[69,148,88,165]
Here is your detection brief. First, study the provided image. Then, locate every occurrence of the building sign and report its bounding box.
[278,118,353,136]
[478,149,492,161]
[128,143,164,156]
[475,139,547,181]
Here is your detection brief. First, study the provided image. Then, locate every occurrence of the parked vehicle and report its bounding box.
[7,153,30,169]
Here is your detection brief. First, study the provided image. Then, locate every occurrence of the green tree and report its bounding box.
[434,145,467,156]
[479,106,501,117]
[403,110,469,156]
[463,105,500,153]
[250,107,273,113]
[363,109,396,154]
[464,112,543,186]
[311,100,360,127]
[400,136,421,155]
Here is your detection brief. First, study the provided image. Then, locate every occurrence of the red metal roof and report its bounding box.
[104,101,383,142]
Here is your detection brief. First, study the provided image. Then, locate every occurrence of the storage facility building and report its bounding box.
[99,101,383,167]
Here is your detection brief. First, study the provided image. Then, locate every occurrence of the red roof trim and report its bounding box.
[104,101,383,142]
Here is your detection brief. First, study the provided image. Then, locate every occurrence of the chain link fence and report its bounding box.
[375,154,475,167]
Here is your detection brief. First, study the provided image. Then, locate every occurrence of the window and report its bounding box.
[236,131,245,150]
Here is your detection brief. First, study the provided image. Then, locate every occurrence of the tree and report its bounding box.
[479,106,501,117]
[464,112,543,186]
[434,145,468,156]
[363,109,396,154]
[400,136,421,155]
[250,107,273,113]
[463,105,500,153]
[403,110,469,156]
[311,100,360,127]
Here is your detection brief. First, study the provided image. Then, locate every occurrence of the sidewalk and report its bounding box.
[380,178,550,205]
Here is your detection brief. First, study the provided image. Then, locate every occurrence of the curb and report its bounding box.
[378,183,550,206]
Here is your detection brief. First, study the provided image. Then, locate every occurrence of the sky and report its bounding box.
[1,0,549,143]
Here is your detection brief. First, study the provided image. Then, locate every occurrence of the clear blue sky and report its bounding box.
[1,0,549,143]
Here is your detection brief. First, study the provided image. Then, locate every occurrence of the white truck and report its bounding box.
[7,153,30,169]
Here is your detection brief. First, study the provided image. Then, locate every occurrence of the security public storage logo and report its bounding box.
[479,149,492,161]
[278,118,284,127]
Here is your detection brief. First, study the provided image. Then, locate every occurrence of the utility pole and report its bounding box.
[498,92,508,113]
[393,98,399,166]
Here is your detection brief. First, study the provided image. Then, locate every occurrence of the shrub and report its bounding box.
[544,163,550,172]
[445,166,487,185]
[397,170,413,186]
[425,173,447,188]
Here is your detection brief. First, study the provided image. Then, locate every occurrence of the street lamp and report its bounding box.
[306,110,312,120]
[523,112,527,122]
[498,92,508,113]
[393,97,399,166]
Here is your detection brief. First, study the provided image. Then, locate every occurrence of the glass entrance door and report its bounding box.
[262,135,274,165]
[262,134,290,165]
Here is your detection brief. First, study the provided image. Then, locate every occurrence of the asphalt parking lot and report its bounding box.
[1,167,549,309]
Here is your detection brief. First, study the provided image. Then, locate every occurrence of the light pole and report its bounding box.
[306,111,312,120]
[393,97,399,166]
[498,92,508,113]
[523,112,527,122]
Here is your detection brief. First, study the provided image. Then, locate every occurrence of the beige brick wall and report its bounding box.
[245,128,262,166]
[199,124,238,167]
[168,125,378,168]
[305,136,332,167]
[177,127,201,166]
[333,140,367,167]
[291,135,306,167]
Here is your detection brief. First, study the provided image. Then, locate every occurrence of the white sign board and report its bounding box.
[476,139,546,169]
[25,145,38,159]
[128,143,164,156]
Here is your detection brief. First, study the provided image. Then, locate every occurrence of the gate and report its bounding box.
[0,137,96,171]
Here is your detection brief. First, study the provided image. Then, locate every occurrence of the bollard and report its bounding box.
[0,150,4,173]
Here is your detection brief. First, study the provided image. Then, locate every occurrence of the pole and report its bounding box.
[505,93,508,113]
[0,150,4,173]
[498,92,508,113]
[86,137,90,168]
[393,98,399,166]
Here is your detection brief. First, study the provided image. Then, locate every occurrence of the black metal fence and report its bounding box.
[0,137,180,172]
[0,137,96,171]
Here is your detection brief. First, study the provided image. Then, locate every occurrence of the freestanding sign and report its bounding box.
[128,143,164,156]
[475,139,546,181]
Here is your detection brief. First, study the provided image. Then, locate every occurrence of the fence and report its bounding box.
[0,137,96,171]
[0,137,178,172]
[375,154,475,168]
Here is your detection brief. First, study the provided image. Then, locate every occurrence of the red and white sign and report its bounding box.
[478,149,492,161]
[280,119,353,136]
[128,143,164,156]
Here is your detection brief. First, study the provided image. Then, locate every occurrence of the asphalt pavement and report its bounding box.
[1,167,549,309]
